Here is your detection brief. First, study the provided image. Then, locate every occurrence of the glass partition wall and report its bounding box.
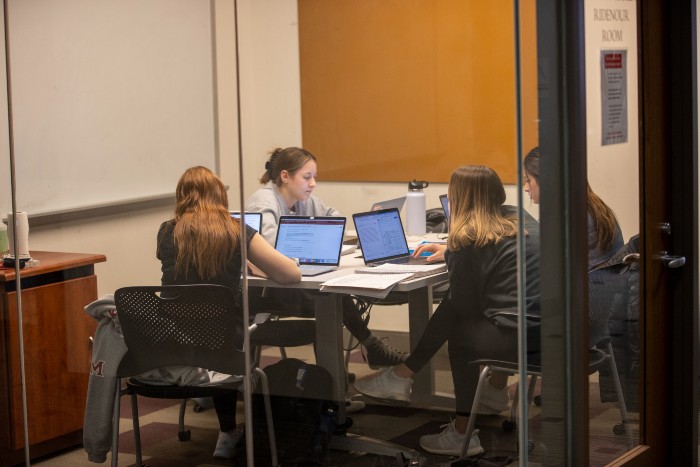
[0,0,660,466]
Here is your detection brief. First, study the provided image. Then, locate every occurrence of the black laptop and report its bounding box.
[274,216,347,276]
[439,194,450,229]
[352,208,439,266]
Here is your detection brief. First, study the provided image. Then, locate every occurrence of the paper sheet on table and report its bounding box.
[354,263,447,276]
[320,272,413,299]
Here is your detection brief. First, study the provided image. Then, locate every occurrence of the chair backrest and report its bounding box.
[114,284,245,377]
[588,236,640,347]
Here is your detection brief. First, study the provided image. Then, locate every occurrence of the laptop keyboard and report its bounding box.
[379,256,430,266]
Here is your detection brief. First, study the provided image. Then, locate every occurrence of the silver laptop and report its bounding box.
[230,211,262,232]
[370,196,406,213]
[274,216,347,276]
[353,208,440,266]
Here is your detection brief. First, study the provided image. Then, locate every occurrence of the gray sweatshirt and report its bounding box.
[83,295,126,463]
[245,182,341,245]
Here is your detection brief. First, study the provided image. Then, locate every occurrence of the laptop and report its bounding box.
[353,208,440,266]
[230,211,262,232]
[439,194,450,228]
[274,216,347,276]
[370,196,406,213]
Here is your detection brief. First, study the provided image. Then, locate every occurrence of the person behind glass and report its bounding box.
[523,146,623,269]
[246,147,406,368]
[156,166,301,460]
[354,165,541,457]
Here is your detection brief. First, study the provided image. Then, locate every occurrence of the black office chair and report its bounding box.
[111,284,278,467]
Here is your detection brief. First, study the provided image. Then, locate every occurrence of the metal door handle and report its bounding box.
[660,252,686,268]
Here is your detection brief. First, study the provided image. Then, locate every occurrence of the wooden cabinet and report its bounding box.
[0,251,106,466]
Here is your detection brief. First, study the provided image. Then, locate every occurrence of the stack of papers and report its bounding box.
[319,263,447,299]
[355,263,447,278]
[320,273,413,299]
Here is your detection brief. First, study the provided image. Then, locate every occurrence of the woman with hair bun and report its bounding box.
[246,147,406,371]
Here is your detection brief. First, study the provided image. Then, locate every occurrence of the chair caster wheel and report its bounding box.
[613,423,626,435]
[178,430,191,441]
[534,395,542,406]
[502,419,516,432]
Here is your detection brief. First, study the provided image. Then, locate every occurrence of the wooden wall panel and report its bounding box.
[298,0,538,184]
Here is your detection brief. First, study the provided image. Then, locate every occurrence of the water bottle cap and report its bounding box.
[408,179,429,190]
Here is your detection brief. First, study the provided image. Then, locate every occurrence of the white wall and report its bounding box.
[584,0,640,240]
[4,1,635,333]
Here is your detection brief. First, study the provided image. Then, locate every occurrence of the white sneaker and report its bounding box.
[345,398,366,413]
[477,377,510,414]
[353,368,413,402]
[419,420,484,457]
[213,428,243,459]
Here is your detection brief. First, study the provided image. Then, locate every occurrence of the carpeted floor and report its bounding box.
[33,339,637,466]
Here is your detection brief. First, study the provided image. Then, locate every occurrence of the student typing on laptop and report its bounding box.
[155,167,300,460]
[245,147,406,370]
[354,165,541,457]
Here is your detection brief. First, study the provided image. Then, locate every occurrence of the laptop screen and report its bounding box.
[274,216,346,266]
[370,196,406,213]
[353,208,410,263]
[230,211,262,232]
[439,194,450,227]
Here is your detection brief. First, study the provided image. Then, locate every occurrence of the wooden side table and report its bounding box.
[0,251,106,466]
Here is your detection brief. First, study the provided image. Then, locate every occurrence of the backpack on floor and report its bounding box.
[253,358,338,466]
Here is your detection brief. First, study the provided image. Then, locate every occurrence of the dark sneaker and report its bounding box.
[363,335,407,369]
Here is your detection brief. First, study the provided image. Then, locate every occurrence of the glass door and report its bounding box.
[535,0,698,465]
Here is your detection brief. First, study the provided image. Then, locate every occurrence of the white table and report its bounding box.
[247,253,450,462]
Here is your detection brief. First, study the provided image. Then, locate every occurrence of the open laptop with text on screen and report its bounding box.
[230,211,262,232]
[353,208,440,266]
[274,216,347,276]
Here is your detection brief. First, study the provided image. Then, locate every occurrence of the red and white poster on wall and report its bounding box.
[601,49,628,145]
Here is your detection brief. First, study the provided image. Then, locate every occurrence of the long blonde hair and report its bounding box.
[173,166,240,279]
[448,165,517,250]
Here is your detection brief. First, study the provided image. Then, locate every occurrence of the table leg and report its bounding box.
[315,293,425,464]
[313,294,346,421]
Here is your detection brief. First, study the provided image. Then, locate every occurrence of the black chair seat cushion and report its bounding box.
[251,320,316,348]
[124,378,238,399]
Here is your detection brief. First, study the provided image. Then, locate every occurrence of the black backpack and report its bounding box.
[253,358,338,466]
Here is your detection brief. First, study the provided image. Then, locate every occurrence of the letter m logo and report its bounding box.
[90,360,105,377]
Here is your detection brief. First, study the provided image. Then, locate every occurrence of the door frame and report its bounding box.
[536,0,698,465]
[637,0,699,466]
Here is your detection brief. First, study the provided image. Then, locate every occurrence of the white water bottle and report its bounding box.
[406,180,429,235]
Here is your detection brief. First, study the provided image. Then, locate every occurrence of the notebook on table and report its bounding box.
[230,211,263,232]
[274,216,347,276]
[352,208,444,267]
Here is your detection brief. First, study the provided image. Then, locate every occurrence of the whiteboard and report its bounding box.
[0,0,217,218]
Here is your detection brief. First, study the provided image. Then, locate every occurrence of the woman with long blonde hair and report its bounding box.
[156,166,300,460]
[355,165,541,457]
